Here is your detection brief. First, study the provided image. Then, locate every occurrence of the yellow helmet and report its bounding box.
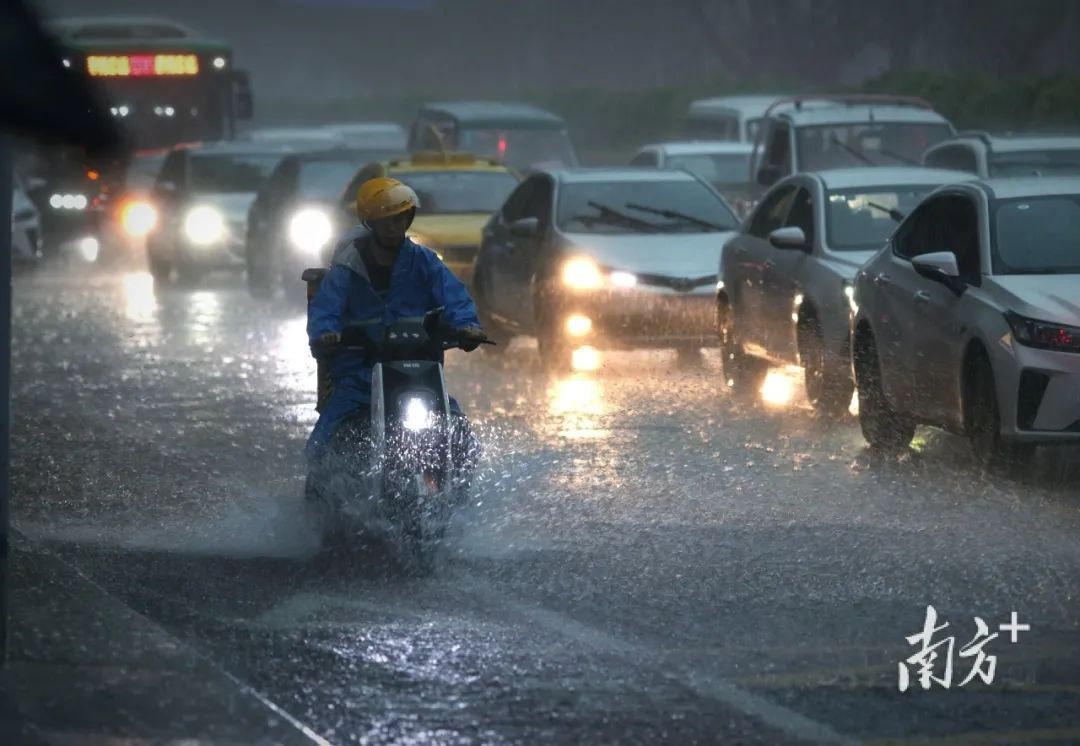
[356,177,419,221]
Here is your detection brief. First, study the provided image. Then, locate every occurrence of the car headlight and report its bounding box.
[1006,311,1080,353]
[183,206,226,246]
[609,270,638,288]
[288,207,333,255]
[561,257,605,290]
[121,200,158,238]
[400,395,435,431]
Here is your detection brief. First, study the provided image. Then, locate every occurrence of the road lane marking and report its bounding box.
[456,579,858,745]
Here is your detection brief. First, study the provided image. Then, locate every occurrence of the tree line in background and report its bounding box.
[259,71,1080,163]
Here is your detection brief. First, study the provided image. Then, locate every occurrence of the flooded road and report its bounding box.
[11,264,1080,744]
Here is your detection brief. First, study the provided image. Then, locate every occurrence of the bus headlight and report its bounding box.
[184,206,225,246]
[288,208,333,255]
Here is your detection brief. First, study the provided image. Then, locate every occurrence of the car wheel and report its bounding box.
[147,251,172,284]
[246,238,274,299]
[536,307,571,373]
[718,302,767,398]
[799,319,853,419]
[966,352,1035,471]
[175,261,205,287]
[854,332,914,451]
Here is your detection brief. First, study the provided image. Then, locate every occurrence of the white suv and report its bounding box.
[923,132,1080,178]
[851,177,1080,465]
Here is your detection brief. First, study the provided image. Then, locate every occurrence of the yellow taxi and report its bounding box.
[341,151,519,284]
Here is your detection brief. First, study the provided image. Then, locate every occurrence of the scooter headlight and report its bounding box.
[400,395,435,431]
[288,207,333,255]
[184,205,226,246]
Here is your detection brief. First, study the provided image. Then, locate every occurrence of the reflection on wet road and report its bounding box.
[11,265,1080,744]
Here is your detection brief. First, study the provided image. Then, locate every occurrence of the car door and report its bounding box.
[878,196,951,413]
[730,183,798,356]
[505,176,553,326]
[762,182,815,361]
[483,176,539,319]
[908,193,982,425]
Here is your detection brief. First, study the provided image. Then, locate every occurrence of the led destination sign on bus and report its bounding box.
[87,54,200,77]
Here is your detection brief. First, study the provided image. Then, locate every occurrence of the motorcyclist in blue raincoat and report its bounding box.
[305,176,486,488]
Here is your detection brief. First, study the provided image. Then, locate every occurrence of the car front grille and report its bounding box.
[1016,369,1050,430]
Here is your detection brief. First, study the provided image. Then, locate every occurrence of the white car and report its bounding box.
[717,167,971,414]
[11,174,43,264]
[683,95,791,143]
[923,133,1080,178]
[320,122,407,151]
[146,142,290,284]
[630,141,755,216]
[851,177,1080,465]
[242,127,345,150]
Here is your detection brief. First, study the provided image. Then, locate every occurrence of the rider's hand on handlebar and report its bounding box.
[456,326,487,352]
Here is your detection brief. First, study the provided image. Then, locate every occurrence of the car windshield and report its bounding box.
[989,149,1080,177]
[826,185,937,250]
[667,152,752,185]
[459,128,578,170]
[558,179,738,235]
[798,123,953,170]
[298,159,374,200]
[993,194,1080,274]
[396,170,518,215]
[190,153,282,193]
[125,154,166,190]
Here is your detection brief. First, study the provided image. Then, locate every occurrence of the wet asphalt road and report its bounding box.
[11,263,1080,745]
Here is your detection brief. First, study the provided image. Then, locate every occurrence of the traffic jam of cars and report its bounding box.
[18,85,1079,463]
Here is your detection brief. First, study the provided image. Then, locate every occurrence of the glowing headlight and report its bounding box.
[77,236,100,263]
[121,200,159,238]
[609,271,638,288]
[183,206,225,246]
[401,396,434,431]
[562,257,604,289]
[288,208,333,255]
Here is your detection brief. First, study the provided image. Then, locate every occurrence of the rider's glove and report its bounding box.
[457,326,486,352]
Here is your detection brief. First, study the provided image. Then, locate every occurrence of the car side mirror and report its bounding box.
[768,226,808,250]
[509,216,539,239]
[756,164,781,187]
[912,251,965,294]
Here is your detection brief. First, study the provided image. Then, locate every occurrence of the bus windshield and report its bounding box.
[96,76,229,149]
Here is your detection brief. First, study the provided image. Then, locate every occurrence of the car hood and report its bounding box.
[196,192,258,227]
[410,213,489,248]
[561,230,734,279]
[820,249,877,278]
[986,275,1080,325]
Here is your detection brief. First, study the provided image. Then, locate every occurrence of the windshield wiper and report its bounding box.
[876,148,919,166]
[625,202,731,232]
[581,200,663,233]
[865,201,906,222]
[829,134,876,166]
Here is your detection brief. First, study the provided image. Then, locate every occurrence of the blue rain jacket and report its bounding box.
[306,226,481,457]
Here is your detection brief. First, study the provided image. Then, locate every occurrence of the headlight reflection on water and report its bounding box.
[122,272,157,323]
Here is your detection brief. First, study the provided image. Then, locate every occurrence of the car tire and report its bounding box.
[536,307,572,373]
[799,319,853,419]
[966,352,1035,471]
[854,332,915,451]
[718,302,767,398]
[175,261,205,287]
[147,252,172,284]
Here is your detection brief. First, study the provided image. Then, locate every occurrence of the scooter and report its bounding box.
[303,268,491,571]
